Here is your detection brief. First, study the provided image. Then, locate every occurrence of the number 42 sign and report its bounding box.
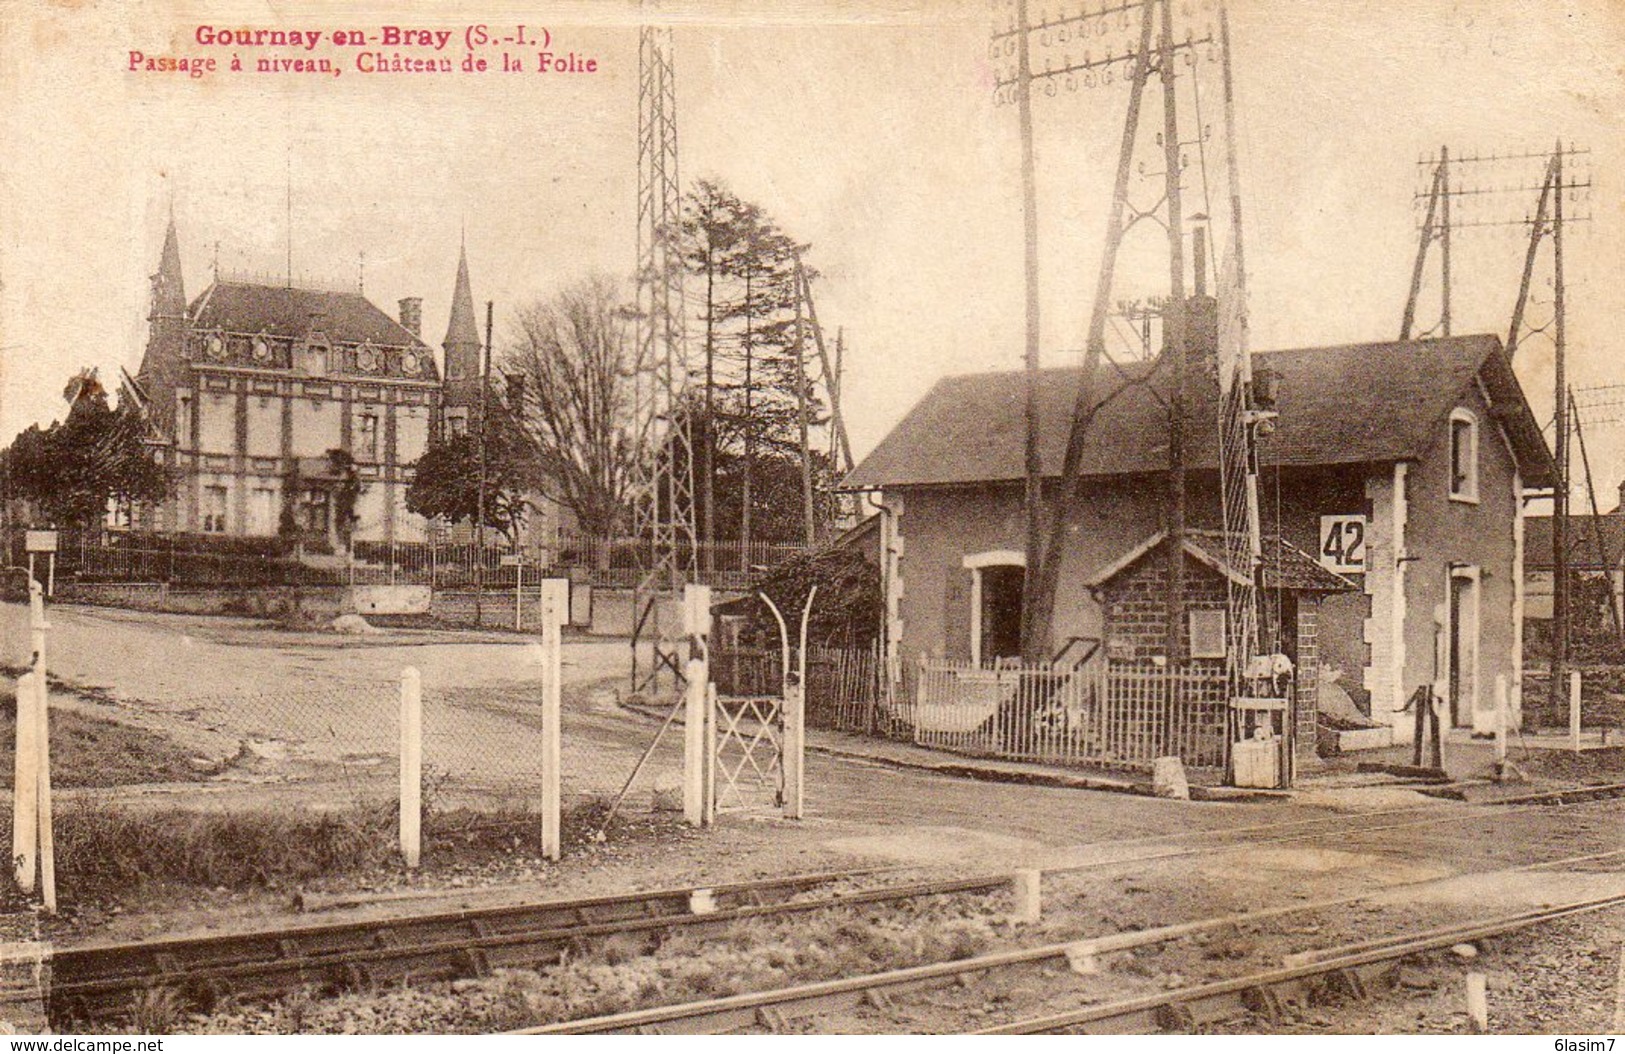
[1319,515,1367,573]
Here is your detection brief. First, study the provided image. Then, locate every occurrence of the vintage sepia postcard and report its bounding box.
[0,0,1622,1040]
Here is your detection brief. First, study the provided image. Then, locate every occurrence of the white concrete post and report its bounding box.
[704,682,718,826]
[12,673,38,894]
[514,554,524,633]
[34,668,54,914]
[683,659,707,826]
[682,585,712,828]
[1010,868,1042,925]
[1570,670,1583,753]
[1494,674,1508,765]
[399,667,422,868]
[540,578,568,861]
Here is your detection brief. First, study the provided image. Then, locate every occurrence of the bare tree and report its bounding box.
[502,274,643,540]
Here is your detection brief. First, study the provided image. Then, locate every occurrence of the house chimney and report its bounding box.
[1192,226,1208,299]
[398,297,423,338]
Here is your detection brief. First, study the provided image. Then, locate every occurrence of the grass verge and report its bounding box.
[5,795,683,907]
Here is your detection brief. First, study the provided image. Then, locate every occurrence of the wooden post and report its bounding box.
[540,579,567,861]
[34,668,54,914]
[1570,669,1583,753]
[1495,674,1508,765]
[782,680,804,820]
[399,666,422,868]
[12,672,38,894]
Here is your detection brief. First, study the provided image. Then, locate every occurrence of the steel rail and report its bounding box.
[978,891,1625,1034]
[520,850,1625,1035]
[52,869,1008,1024]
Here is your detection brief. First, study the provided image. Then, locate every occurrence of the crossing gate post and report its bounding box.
[33,663,54,914]
[782,586,816,820]
[541,578,569,861]
[399,667,422,868]
[12,672,37,894]
[682,585,712,827]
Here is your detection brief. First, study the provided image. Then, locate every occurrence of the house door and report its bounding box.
[1448,570,1479,728]
[980,564,1025,664]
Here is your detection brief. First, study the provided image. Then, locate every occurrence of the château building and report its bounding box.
[128,219,487,549]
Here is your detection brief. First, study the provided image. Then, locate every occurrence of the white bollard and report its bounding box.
[35,668,54,914]
[1010,868,1042,925]
[540,578,568,862]
[1466,971,1488,1032]
[1571,670,1583,753]
[1494,674,1508,765]
[399,667,422,868]
[12,673,38,893]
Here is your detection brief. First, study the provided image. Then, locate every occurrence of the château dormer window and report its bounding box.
[1449,408,1478,504]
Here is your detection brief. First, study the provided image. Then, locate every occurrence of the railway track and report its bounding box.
[980,893,1625,1034]
[522,853,1625,1035]
[56,789,1625,1029]
[50,868,1010,1025]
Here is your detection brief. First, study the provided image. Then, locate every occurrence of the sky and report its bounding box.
[2,0,1623,502]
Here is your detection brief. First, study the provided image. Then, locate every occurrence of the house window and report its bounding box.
[446,408,469,438]
[202,485,228,533]
[1449,408,1478,503]
[357,412,380,461]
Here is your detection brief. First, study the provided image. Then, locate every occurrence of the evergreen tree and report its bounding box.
[1,370,172,529]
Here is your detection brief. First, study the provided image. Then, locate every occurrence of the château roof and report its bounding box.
[189,281,431,350]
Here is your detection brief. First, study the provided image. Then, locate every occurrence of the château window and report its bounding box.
[1449,408,1478,503]
[202,485,228,533]
[358,412,380,461]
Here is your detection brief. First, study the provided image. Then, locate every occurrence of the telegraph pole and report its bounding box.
[1409,142,1590,715]
[476,299,493,626]
[1158,0,1190,664]
[1014,0,1045,662]
[1551,142,1569,716]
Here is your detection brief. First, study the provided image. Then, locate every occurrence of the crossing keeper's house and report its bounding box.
[843,325,1555,763]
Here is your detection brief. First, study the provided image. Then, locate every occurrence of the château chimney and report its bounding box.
[398,297,423,339]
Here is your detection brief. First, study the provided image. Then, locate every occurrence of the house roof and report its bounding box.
[1087,529,1357,594]
[1524,513,1625,571]
[842,334,1556,491]
[190,281,431,350]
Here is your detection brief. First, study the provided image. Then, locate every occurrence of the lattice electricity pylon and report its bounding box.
[630,24,697,596]
[991,0,1251,671]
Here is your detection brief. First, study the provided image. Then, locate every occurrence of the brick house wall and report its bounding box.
[1099,548,1324,773]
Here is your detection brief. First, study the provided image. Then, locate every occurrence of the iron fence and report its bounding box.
[904,658,1232,771]
[14,527,805,593]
